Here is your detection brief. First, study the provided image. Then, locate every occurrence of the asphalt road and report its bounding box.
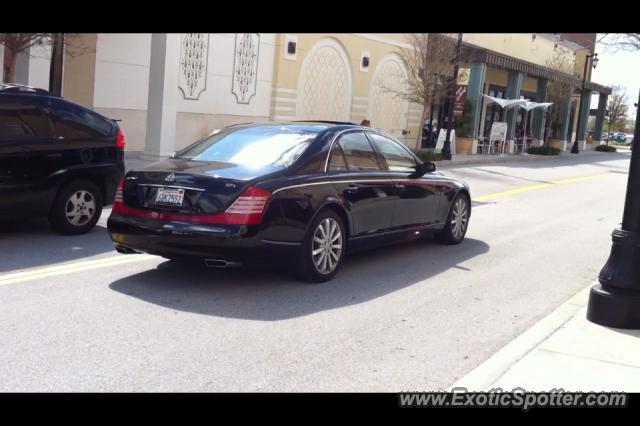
[0,151,632,391]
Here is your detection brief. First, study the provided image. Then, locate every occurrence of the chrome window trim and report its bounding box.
[271,178,454,195]
[323,128,375,173]
[137,184,206,192]
[323,128,422,173]
[366,130,421,166]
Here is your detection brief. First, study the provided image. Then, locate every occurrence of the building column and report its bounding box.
[594,93,608,143]
[14,49,31,85]
[467,62,486,139]
[143,33,180,160]
[532,78,548,141]
[559,98,572,150]
[505,71,523,145]
[577,89,592,150]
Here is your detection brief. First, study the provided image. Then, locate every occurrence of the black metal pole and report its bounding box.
[570,55,591,154]
[587,89,640,329]
[442,33,463,161]
[48,33,64,96]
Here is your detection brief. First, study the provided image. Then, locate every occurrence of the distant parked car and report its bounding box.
[0,84,125,234]
[613,133,627,143]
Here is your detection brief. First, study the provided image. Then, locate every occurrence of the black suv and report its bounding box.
[0,84,125,235]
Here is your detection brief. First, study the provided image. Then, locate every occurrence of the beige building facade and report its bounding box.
[3,33,610,157]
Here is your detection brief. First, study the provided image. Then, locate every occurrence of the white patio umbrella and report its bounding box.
[518,101,553,145]
[482,95,529,143]
[482,94,529,111]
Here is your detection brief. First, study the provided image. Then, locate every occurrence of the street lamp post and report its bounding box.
[587,89,640,328]
[570,52,599,154]
[442,33,463,161]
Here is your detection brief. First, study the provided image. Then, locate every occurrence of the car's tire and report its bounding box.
[296,209,346,283]
[49,179,103,235]
[435,193,470,245]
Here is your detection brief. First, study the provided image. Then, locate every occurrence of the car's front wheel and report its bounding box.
[49,180,103,235]
[436,194,469,245]
[297,209,346,282]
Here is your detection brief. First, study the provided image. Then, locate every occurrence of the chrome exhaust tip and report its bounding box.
[204,258,242,268]
[115,245,140,254]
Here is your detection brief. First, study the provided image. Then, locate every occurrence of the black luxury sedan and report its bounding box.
[0,84,125,235]
[107,122,471,282]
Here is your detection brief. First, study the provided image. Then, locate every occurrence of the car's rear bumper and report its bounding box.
[107,213,301,263]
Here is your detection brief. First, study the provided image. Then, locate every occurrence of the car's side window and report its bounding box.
[368,133,418,172]
[328,142,349,172]
[47,99,113,140]
[336,132,382,172]
[0,101,51,142]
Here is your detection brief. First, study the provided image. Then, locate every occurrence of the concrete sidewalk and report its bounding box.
[436,148,627,168]
[452,284,640,392]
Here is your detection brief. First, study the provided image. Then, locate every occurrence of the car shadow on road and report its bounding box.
[109,237,490,321]
[0,218,115,273]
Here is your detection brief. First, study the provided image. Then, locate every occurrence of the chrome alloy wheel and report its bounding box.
[450,197,469,240]
[311,217,343,274]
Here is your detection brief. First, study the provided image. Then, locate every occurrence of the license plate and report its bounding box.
[155,187,185,207]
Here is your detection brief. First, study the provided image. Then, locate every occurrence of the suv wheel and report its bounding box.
[49,180,103,235]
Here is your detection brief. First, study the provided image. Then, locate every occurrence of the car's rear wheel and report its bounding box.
[297,209,346,282]
[436,194,469,245]
[49,180,103,235]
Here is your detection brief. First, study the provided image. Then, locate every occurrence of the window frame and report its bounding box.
[328,129,384,173]
[366,131,420,172]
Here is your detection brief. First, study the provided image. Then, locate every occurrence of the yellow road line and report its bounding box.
[0,254,155,287]
[473,172,615,202]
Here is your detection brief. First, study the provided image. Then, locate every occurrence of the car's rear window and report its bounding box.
[176,125,326,167]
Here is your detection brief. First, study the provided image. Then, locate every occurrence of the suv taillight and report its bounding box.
[116,128,125,149]
[112,179,125,211]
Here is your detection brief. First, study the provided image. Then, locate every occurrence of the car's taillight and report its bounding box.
[225,186,271,215]
[109,184,272,225]
[116,128,125,149]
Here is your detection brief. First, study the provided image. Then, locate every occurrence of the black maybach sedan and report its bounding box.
[107,122,471,282]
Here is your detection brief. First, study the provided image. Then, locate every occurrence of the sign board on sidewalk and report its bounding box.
[490,122,508,142]
[435,129,455,154]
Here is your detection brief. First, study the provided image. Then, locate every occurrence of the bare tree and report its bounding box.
[388,33,457,149]
[1,33,91,84]
[1,33,52,83]
[604,86,630,143]
[598,33,640,52]
[544,51,576,145]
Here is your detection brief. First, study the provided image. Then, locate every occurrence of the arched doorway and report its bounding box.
[368,54,410,141]
[296,38,352,121]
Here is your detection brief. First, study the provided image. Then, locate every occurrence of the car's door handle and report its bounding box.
[344,185,359,194]
[394,183,406,191]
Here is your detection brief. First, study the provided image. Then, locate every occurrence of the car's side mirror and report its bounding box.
[410,161,436,178]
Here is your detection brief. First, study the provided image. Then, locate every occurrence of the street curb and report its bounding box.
[436,152,623,168]
[449,285,592,391]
